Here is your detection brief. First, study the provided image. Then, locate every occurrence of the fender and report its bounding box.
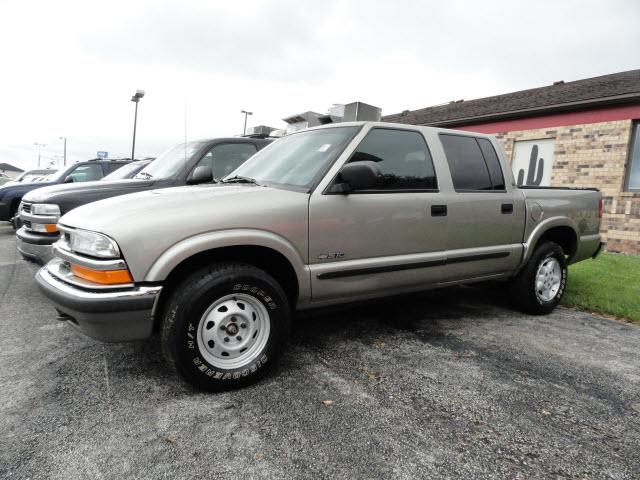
[518,216,579,270]
[143,228,311,302]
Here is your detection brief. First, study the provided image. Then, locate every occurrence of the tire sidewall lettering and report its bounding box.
[184,280,276,382]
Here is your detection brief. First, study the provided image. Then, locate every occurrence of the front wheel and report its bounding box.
[161,262,290,391]
[510,242,568,315]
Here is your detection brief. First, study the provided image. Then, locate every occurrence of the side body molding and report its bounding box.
[143,229,311,305]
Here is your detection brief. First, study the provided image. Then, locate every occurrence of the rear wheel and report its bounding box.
[510,242,567,315]
[161,262,290,391]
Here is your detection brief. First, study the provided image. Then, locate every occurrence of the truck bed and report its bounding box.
[520,186,602,263]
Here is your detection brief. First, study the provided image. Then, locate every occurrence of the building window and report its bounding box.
[626,121,640,192]
[512,138,556,187]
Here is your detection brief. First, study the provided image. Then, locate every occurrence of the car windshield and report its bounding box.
[226,126,359,190]
[102,161,148,180]
[134,142,204,180]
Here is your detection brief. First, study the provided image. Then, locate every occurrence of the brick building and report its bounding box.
[383,69,640,254]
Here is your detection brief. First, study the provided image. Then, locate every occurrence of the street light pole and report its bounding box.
[241,110,253,135]
[34,142,46,167]
[130,89,145,161]
[59,137,67,166]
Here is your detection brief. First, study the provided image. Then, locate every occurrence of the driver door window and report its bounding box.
[68,163,104,182]
[348,128,437,191]
[196,143,258,181]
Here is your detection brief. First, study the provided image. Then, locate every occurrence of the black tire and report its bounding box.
[510,242,568,315]
[161,262,291,391]
[10,203,21,230]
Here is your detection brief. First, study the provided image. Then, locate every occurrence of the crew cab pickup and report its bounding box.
[0,159,131,224]
[17,137,272,263]
[36,122,602,391]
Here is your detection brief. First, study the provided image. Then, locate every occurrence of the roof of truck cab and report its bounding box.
[303,121,497,138]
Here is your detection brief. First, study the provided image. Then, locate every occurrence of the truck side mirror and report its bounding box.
[64,175,75,183]
[328,161,381,194]
[187,166,214,185]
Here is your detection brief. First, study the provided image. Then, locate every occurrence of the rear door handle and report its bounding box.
[431,205,447,217]
[501,203,513,214]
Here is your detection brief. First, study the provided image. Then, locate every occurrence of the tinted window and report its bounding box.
[68,164,103,182]
[626,121,640,191]
[105,162,128,174]
[196,143,257,180]
[440,134,492,191]
[349,128,437,190]
[477,138,505,190]
[102,161,148,180]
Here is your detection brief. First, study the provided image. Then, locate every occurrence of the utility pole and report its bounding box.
[130,89,145,160]
[241,110,253,135]
[34,142,46,167]
[59,137,67,166]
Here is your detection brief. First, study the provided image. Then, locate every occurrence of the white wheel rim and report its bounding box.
[535,257,562,302]
[196,293,271,369]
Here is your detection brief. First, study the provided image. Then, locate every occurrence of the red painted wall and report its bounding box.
[453,104,640,134]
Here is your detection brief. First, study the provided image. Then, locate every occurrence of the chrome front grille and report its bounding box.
[21,202,31,214]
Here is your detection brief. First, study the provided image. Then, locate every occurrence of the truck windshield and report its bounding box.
[226,126,359,191]
[134,142,204,180]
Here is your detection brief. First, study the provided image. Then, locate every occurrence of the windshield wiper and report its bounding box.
[222,175,259,185]
[136,172,153,179]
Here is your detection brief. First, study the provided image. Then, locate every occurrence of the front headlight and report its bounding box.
[32,203,61,215]
[68,229,121,259]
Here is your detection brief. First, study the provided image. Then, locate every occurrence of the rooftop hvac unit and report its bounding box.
[246,125,276,137]
[342,102,382,122]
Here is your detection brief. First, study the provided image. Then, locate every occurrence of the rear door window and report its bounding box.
[439,134,493,191]
[104,162,128,174]
[348,128,437,190]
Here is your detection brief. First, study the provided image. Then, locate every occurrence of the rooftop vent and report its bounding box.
[553,80,565,85]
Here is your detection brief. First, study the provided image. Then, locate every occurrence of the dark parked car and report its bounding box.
[0,159,131,223]
[16,137,272,263]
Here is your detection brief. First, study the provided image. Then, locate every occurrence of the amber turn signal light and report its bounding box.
[44,224,58,233]
[70,264,133,285]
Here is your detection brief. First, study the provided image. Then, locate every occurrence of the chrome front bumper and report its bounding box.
[36,262,162,342]
[16,227,56,264]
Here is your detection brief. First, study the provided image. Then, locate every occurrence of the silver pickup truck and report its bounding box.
[36,122,602,391]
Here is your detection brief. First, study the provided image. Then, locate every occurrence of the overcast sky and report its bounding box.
[0,0,638,171]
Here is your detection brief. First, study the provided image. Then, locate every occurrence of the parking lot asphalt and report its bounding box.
[1,223,639,480]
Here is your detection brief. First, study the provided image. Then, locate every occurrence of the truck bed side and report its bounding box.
[520,187,601,264]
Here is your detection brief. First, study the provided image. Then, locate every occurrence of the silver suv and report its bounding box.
[36,122,602,391]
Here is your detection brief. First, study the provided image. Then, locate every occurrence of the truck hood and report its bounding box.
[23,179,153,203]
[60,183,308,236]
[0,181,57,197]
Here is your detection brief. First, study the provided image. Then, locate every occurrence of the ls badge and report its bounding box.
[317,253,345,260]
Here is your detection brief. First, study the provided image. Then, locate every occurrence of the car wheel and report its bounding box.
[510,241,568,315]
[161,262,290,391]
